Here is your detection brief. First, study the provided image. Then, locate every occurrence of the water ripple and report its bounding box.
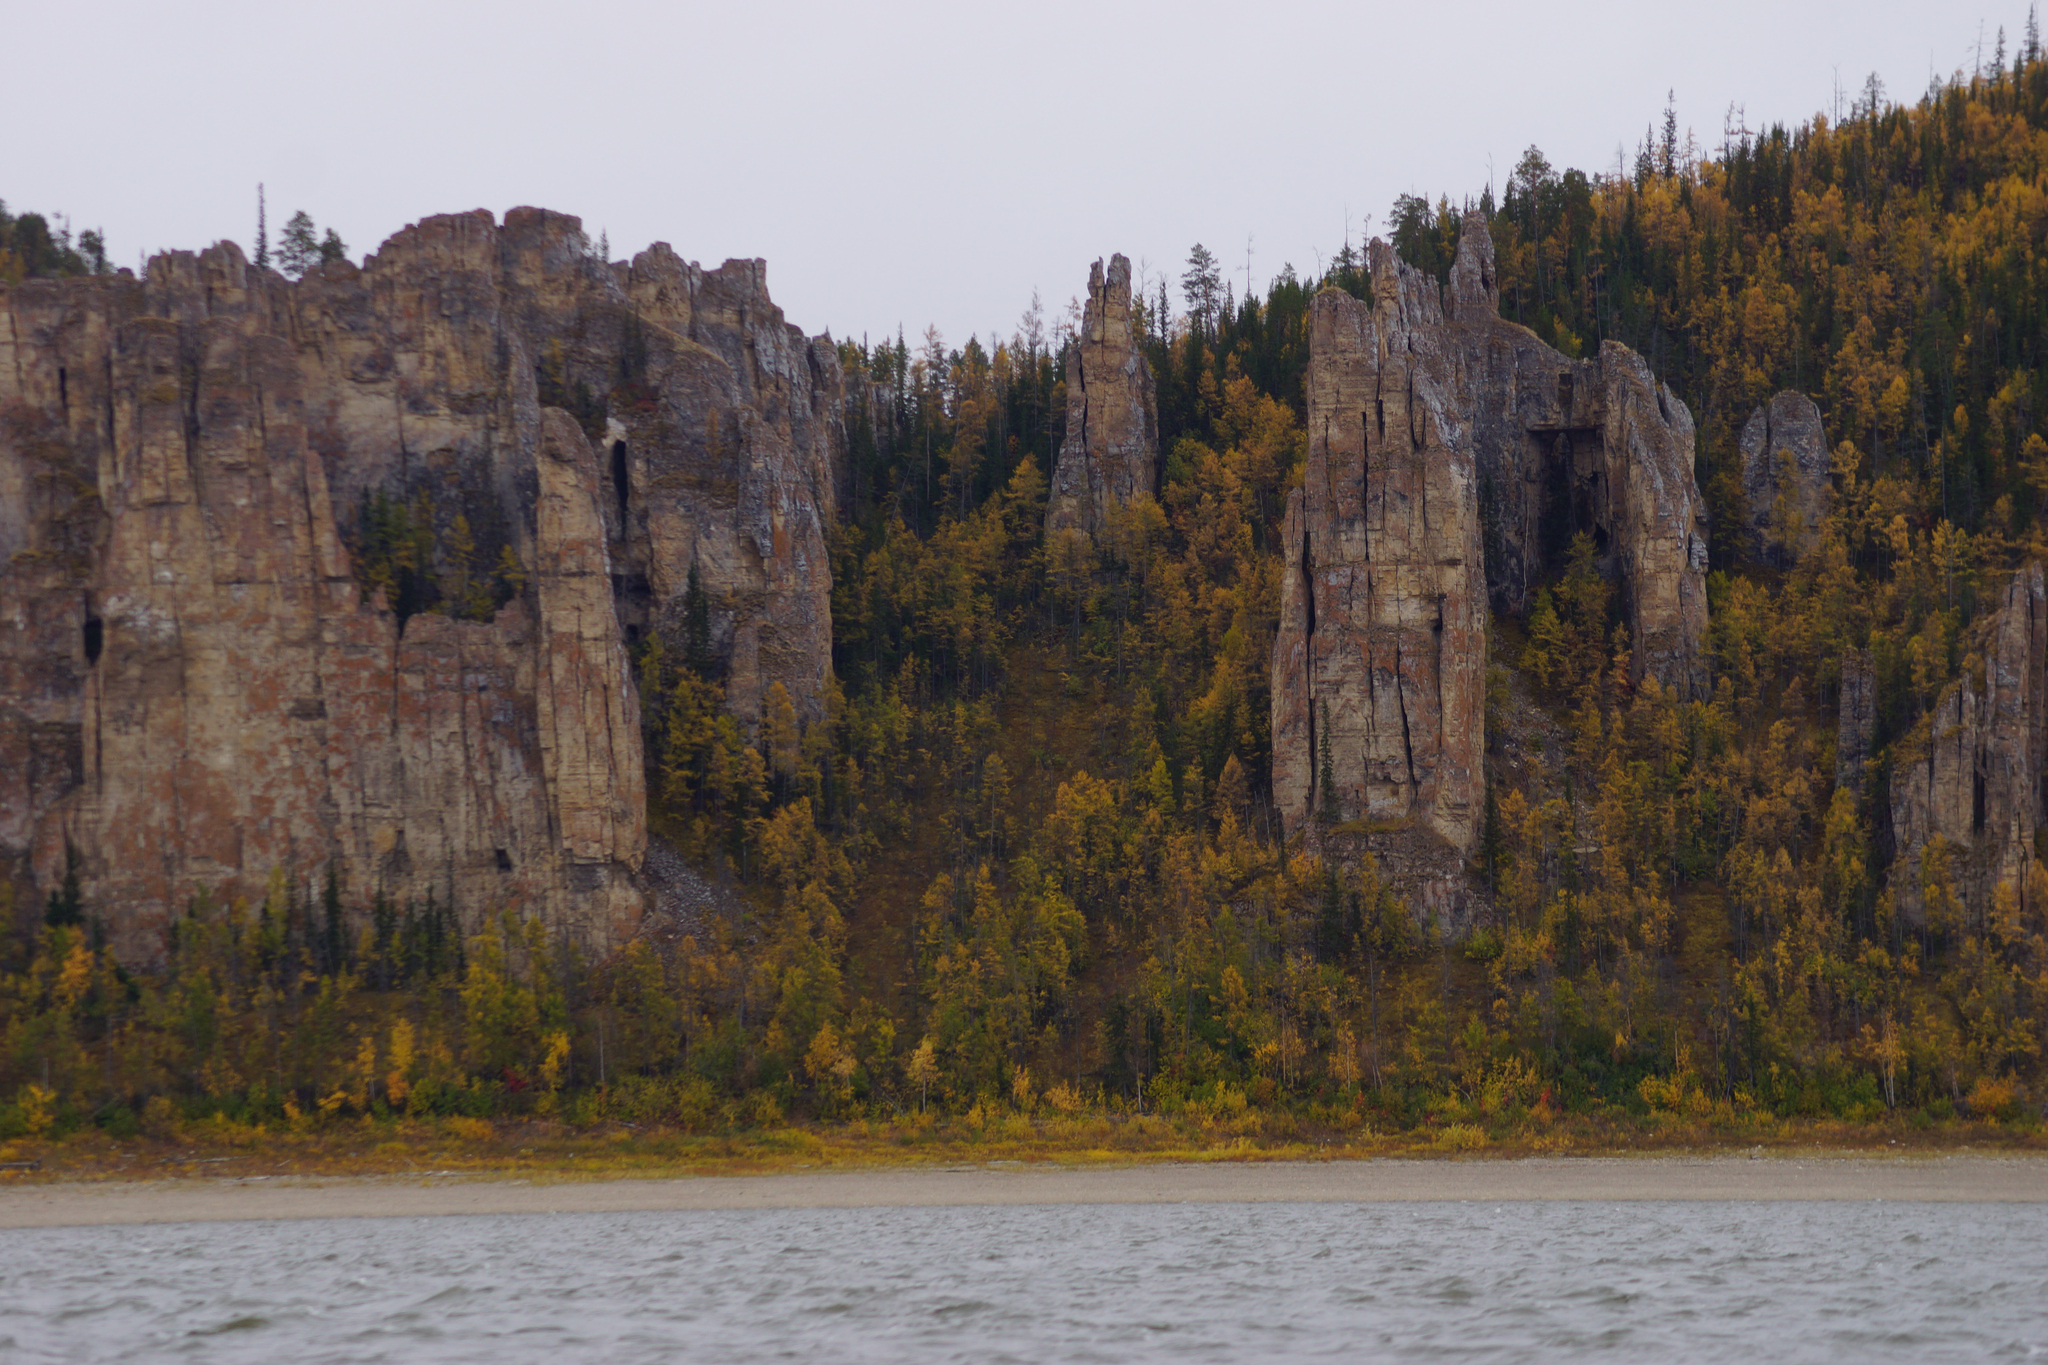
[3,1200,2046,1362]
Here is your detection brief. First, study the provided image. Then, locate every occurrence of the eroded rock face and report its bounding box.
[1273,214,1710,856]
[1739,392,1830,565]
[609,244,846,727]
[1450,214,1708,698]
[1889,565,2048,921]
[1272,244,1488,860]
[1047,255,1157,540]
[0,209,844,954]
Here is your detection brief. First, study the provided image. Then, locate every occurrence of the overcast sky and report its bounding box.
[8,1,2025,349]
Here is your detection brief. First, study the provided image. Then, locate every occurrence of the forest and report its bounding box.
[4,36,2047,1154]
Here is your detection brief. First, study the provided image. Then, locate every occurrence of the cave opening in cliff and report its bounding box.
[1540,434,1578,568]
[82,614,102,665]
[57,367,68,414]
[611,572,653,636]
[611,441,630,524]
[1539,430,1610,576]
[495,848,513,872]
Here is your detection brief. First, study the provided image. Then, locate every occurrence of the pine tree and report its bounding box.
[254,183,269,271]
[279,210,319,278]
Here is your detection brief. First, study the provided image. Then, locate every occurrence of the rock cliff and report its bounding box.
[1272,213,1710,861]
[1739,391,1830,565]
[1047,255,1157,540]
[0,209,844,954]
[1888,564,2048,921]
[1271,244,1488,864]
[1447,215,1709,698]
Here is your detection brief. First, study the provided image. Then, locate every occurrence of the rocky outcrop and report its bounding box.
[1272,213,1710,854]
[1739,391,1830,565]
[1888,565,2047,921]
[1272,245,1487,861]
[1449,215,1709,698]
[615,246,846,726]
[1047,255,1157,540]
[0,209,844,955]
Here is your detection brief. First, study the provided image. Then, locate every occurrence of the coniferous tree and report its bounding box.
[1181,244,1221,338]
[42,841,83,928]
[322,860,345,976]
[278,210,319,278]
[253,183,269,271]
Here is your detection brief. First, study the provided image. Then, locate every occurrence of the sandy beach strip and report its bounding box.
[1,1155,2044,1227]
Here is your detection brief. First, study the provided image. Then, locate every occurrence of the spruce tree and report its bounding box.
[254,183,269,270]
[1181,244,1221,338]
[279,211,319,278]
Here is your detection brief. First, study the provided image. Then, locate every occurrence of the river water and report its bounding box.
[6,1200,2045,1362]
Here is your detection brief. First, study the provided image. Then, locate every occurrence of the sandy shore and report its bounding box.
[1,1155,2043,1228]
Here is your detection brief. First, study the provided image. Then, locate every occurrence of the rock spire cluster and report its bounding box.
[0,209,845,954]
[1272,213,1711,860]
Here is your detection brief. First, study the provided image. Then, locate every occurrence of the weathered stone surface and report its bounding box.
[0,209,843,954]
[1047,255,1157,540]
[1273,213,1711,859]
[1450,214,1708,698]
[612,244,846,727]
[1739,391,1830,565]
[1837,647,1876,796]
[1272,244,1488,861]
[1889,564,2048,921]
[1596,344,1711,694]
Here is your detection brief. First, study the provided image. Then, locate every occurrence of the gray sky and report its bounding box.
[10,0,2023,350]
